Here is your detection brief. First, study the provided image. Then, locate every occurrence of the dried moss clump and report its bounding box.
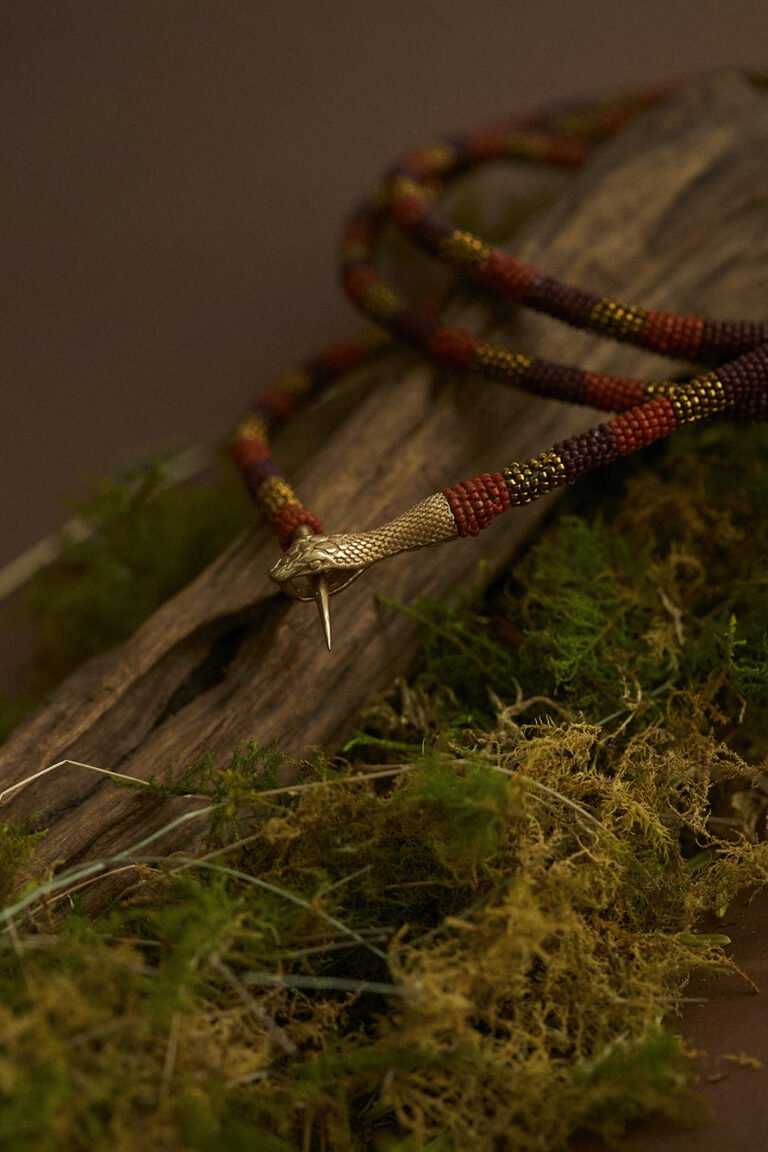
[0,726,765,1150]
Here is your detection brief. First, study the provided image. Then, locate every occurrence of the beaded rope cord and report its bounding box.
[232,81,767,649]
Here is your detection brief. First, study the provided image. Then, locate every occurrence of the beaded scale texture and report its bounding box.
[231,79,768,648]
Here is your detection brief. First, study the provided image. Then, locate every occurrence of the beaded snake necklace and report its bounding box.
[232,81,768,649]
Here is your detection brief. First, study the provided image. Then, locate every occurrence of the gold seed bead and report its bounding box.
[421,143,457,172]
[390,175,431,203]
[648,373,727,423]
[589,298,647,336]
[361,282,401,320]
[236,414,269,441]
[438,229,493,268]
[474,345,533,380]
[257,476,298,516]
[504,451,565,504]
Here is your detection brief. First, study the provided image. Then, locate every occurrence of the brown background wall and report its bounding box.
[2,1,766,607]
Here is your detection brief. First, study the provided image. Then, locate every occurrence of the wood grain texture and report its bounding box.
[1,72,766,876]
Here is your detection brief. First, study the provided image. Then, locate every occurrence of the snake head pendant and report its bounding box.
[268,493,459,650]
[268,531,364,651]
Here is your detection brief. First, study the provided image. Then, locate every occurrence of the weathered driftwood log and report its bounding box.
[1,72,766,877]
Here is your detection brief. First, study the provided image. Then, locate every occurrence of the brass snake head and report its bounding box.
[269,530,367,649]
[267,494,458,650]
[268,533,365,602]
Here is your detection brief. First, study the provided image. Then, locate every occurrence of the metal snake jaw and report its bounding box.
[268,529,359,651]
[269,532,365,649]
[268,493,460,651]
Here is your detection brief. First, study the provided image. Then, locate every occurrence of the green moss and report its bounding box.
[2,714,764,1150]
[0,821,44,905]
[365,422,768,758]
[0,456,251,742]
